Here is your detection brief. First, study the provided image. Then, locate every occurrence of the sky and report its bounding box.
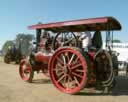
[0,0,128,49]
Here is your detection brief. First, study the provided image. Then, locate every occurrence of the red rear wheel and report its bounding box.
[19,59,34,82]
[49,47,89,94]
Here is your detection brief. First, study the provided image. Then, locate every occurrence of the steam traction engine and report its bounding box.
[19,17,121,94]
[4,44,23,64]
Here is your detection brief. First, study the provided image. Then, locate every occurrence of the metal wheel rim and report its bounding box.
[49,47,88,94]
[19,61,32,81]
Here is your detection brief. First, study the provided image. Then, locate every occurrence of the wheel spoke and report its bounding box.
[72,72,83,79]
[61,54,66,65]
[57,71,65,77]
[71,57,80,67]
[53,67,63,71]
[54,64,64,73]
[57,57,64,65]
[67,76,70,89]
[65,52,70,62]
[75,69,84,73]
[74,57,79,63]
[74,76,80,86]
[63,75,67,87]
[64,38,74,45]
[66,75,73,89]
[57,74,66,83]
[68,54,75,64]
[56,63,64,69]
[71,63,83,70]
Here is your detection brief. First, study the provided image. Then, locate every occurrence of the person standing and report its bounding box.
[78,31,92,51]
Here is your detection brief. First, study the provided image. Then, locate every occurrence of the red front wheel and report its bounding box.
[49,47,89,94]
[19,59,34,82]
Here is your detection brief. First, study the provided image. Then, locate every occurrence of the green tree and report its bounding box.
[15,33,34,56]
[2,40,14,55]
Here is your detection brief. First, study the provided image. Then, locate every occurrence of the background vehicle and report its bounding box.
[4,44,23,64]
[19,17,121,94]
[104,42,128,75]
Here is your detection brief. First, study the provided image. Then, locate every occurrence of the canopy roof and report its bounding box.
[28,17,121,32]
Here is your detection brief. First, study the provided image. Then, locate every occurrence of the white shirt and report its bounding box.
[81,31,91,48]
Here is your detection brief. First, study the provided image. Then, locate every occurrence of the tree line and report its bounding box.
[2,33,35,56]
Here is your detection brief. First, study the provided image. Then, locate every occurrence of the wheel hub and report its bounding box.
[63,64,72,74]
